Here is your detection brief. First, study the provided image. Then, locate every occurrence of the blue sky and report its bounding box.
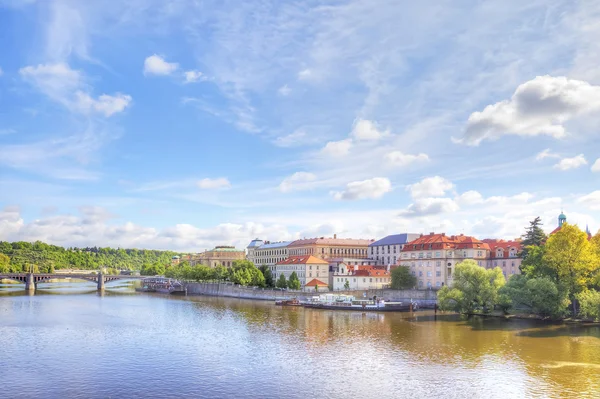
[0,0,599,251]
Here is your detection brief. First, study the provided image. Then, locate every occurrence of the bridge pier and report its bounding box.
[25,273,36,292]
[97,273,105,291]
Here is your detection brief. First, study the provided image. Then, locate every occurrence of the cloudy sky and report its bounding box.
[1,0,599,251]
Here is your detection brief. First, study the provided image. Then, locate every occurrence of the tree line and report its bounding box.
[0,240,179,273]
[437,218,600,320]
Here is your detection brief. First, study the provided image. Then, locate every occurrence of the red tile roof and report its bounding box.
[305,278,328,287]
[289,237,375,247]
[276,255,329,265]
[402,233,489,251]
[482,239,522,259]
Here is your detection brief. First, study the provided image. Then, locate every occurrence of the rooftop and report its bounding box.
[290,237,375,246]
[258,241,293,249]
[276,255,329,265]
[305,278,329,287]
[369,233,421,247]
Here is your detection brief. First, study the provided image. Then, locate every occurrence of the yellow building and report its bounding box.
[187,246,245,267]
[287,235,374,260]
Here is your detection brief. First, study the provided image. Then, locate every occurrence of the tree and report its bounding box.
[391,266,417,289]
[576,289,600,321]
[521,216,547,257]
[436,260,505,313]
[344,280,350,290]
[276,273,287,289]
[258,265,274,287]
[213,265,228,281]
[229,260,265,287]
[0,253,10,273]
[499,274,569,318]
[543,223,599,314]
[288,271,301,290]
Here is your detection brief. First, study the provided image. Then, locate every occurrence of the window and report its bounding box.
[436,261,441,267]
[436,281,441,287]
[418,252,423,259]
[370,278,372,282]
[418,281,423,287]
[363,278,366,283]
[427,271,432,277]
[419,271,423,277]
[426,252,431,258]
[435,251,441,257]
[436,271,441,277]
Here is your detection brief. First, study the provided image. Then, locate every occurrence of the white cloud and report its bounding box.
[578,191,600,210]
[331,177,392,200]
[197,178,231,190]
[321,139,352,157]
[400,197,460,217]
[385,151,429,167]
[458,76,600,145]
[74,91,132,117]
[591,158,600,173]
[279,172,317,193]
[273,129,314,147]
[535,148,560,161]
[553,154,587,171]
[298,68,312,80]
[351,119,388,141]
[19,62,131,117]
[143,54,179,76]
[184,70,206,83]
[456,190,484,206]
[407,176,454,199]
[278,84,291,96]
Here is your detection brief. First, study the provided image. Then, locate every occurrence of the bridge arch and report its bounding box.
[0,276,27,285]
[35,276,98,285]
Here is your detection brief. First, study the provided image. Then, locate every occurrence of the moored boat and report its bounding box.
[275,298,302,306]
[303,294,417,312]
[136,276,186,295]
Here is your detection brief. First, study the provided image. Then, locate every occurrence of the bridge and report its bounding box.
[0,273,146,292]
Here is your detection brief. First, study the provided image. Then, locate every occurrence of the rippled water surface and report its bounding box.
[1,283,599,398]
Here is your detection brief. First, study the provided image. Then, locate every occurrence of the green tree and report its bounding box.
[288,271,301,290]
[344,280,350,290]
[391,266,417,289]
[229,260,265,286]
[500,274,570,318]
[0,253,10,273]
[437,260,505,313]
[576,289,600,321]
[276,273,288,289]
[521,216,547,257]
[258,265,274,287]
[543,223,599,314]
[213,265,228,281]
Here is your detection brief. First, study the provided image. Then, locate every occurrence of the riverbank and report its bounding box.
[465,311,600,324]
[184,282,438,303]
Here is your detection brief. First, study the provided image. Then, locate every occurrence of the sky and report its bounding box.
[0,0,599,252]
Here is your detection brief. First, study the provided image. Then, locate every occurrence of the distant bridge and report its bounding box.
[0,273,145,292]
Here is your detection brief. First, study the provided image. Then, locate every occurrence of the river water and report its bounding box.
[1,282,599,399]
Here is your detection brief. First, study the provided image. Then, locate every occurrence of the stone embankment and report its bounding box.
[185,282,437,303]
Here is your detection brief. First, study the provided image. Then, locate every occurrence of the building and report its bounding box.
[171,255,180,265]
[274,255,329,289]
[368,233,421,266]
[246,240,293,272]
[483,239,523,278]
[332,264,391,290]
[399,232,491,289]
[287,235,374,260]
[548,210,593,240]
[190,246,246,268]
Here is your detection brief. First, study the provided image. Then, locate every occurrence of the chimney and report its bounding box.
[429,232,434,236]
[441,233,445,236]
[334,234,337,239]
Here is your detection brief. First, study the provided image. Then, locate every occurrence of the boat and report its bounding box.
[136,276,186,295]
[302,294,417,312]
[275,298,302,306]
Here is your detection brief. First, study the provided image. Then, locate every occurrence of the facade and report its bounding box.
[274,255,329,289]
[190,246,246,268]
[368,233,421,266]
[483,239,523,278]
[399,232,491,289]
[246,239,264,262]
[332,264,391,290]
[287,235,374,260]
[246,240,293,272]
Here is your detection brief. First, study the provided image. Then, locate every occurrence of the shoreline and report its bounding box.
[465,311,600,325]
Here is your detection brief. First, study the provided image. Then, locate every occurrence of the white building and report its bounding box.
[368,233,421,266]
[246,239,293,273]
[332,264,391,291]
[274,255,329,289]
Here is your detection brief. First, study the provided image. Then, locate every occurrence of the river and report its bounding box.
[1,282,599,398]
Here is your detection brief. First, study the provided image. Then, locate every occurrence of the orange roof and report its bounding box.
[403,232,489,251]
[305,278,328,287]
[483,239,522,259]
[276,255,329,265]
[289,237,374,247]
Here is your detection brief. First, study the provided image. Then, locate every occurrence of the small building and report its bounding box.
[171,255,181,266]
[304,278,330,292]
[332,264,391,290]
[368,233,421,266]
[274,255,330,289]
[483,239,522,278]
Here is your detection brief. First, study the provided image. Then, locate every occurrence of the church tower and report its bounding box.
[558,211,566,227]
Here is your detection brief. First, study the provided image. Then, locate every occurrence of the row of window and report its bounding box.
[336,277,389,283]
[370,245,402,255]
[288,247,367,256]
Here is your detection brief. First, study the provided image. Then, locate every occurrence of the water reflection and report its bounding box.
[1,284,599,398]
